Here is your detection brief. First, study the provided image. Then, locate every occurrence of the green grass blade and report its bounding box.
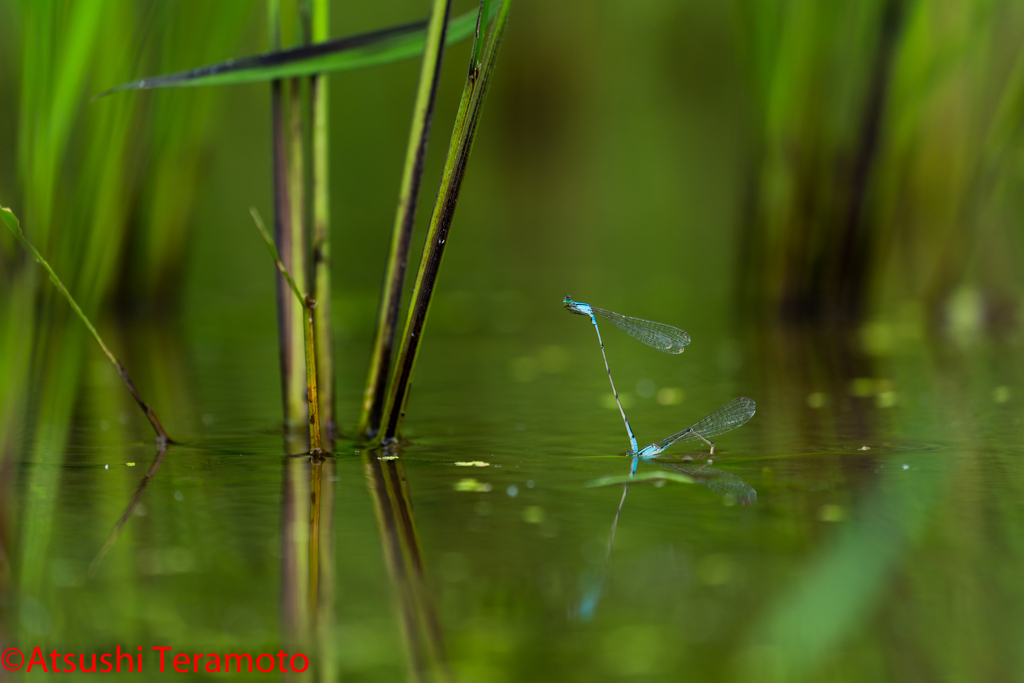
[379,0,512,443]
[250,207,305,305]
[358,0,454,441]
[2,208,110,364]
[95,6,495,98]
[2,206,170,442]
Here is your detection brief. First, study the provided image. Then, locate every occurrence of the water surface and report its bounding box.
[11,309,1023,682]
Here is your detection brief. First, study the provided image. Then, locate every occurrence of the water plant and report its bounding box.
[378,0,513,444]
[251,208,323,453]
[98,1,507,442]
[358,0,455,440]
[2,206,171,443]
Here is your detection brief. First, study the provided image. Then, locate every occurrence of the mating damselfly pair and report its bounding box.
[564,296,755,468]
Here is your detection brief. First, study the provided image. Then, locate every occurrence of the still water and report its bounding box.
[9,302,1024,682]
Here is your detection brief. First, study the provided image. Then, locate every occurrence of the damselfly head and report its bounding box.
[563,295,588,316]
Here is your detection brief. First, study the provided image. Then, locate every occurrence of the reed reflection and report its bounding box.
[281,438,337,682]
[364,450,453,683]
[281,452,311,681]
[309,452,336,683]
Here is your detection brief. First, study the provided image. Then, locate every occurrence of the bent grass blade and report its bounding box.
[2,206,172,442]
[251,208,323,453]
[95,5,497,98]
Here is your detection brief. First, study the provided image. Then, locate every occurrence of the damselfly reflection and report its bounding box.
[576,459,757,620]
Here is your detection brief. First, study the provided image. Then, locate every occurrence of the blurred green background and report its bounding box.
[3,0,1024,681]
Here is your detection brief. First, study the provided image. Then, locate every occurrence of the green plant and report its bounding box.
[379,0,513,444]
[358,0,455,440]
[251,208,323,453]
[2,206,170,442]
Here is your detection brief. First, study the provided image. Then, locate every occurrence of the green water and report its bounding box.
[10,300,1024,681]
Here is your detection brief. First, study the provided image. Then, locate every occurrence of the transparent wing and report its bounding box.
[686,397,756,438]
[590,306,690,354]
[643,397,756,454]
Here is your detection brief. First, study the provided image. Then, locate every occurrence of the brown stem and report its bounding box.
[304,297,322,453]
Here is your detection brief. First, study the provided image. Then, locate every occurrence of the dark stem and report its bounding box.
[358,0,454,441]
[114,360,171,443]
[379,1,510,443]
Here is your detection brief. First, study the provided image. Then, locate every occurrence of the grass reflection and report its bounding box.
[89,442,169,576]
[363,450,453,683]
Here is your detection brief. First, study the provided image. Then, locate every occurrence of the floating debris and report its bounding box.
[454,478,492,492]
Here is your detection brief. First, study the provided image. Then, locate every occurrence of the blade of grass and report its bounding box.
[1,207,170,443]
[358,0,454,441]
[94,6,497,98]
[309,0,335,440]
[379,0,511,444]
[252,208,322,453]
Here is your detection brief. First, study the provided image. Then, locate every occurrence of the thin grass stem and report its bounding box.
[358,0,455,441]
[252,208,322,453]
[1,207,171,442]
[378,0,511,443]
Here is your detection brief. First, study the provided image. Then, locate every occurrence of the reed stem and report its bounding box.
[310,0,335,438]
[379,0,511,443]
[252,208,322,453]
[1,207,171,442]
[269,0,309,435]
[358,0,454,441]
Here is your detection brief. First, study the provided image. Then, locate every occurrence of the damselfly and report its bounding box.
[564,296,691,452]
